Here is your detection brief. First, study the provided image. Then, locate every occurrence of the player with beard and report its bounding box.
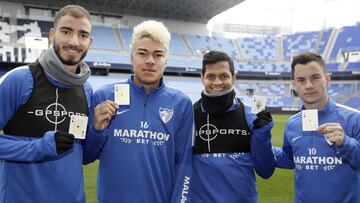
[190,51,276,203]
[83,20,194,203]
[0,5,93,202]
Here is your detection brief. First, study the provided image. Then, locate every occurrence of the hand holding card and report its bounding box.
[114,84,130,105]
[251,95,266,114]
[302,109,318,131]
[69,115,88,139]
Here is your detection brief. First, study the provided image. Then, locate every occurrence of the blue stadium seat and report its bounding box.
[238,36,277,61]
[92,26,119,50]
[326,63,339,72]
[184,34,238,60]
[236,63,290,72]
[346,62,360,71]
[330,23,360,59]
[319,29,332,55]
[119,28,132,50]
[169,33,190,55]
[85,52,130,64]
[283,31,319,60]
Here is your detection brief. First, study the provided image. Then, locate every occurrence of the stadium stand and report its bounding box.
[238,35,277,61]
[169,33,191,56]
[17,19,51,39]
[330,23,360,59]
[346,62,360,71]
[325,63,340,72]
[236,63,290,72]
[0,3,358,110]
[16,19,42,42]
[319,28,332,55]
[119,28,132,50]
[91,26,120,50]
[283,31,319,60]
[184,34,238,60]
[0,17,11,43]
[85,52,130,65]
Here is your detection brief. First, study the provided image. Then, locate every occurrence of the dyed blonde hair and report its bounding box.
[131,20,171,52]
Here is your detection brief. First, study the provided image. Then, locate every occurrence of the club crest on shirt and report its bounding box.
[159,107,173,124]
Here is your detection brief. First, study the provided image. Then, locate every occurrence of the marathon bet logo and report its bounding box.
[113,129,170,145]
[294,148,343,171]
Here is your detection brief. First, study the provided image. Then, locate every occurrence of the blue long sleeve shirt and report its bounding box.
[0,66,92,203]
[190,100,276,203]
[84,76,194,203]
[273,98,360,203]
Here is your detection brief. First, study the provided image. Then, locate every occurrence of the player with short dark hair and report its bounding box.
[274,52,360,203]
[190,50,276,203]
[0,5,93,202]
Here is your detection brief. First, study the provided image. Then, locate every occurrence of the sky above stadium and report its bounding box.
[209,0,360,33]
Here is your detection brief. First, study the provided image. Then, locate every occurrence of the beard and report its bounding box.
[53,42,88,66]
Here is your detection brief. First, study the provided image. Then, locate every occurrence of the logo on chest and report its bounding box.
[159,107,173,124]
[197,124,250,141]
[27,102,86,125]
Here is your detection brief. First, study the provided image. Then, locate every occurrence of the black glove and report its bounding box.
[253,110,273,129]
[54,131,75,155]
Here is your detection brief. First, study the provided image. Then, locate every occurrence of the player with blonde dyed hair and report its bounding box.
[131,20,171,52]
[84,20,194,203]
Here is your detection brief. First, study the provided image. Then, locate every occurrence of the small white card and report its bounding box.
[251,95,266,114]
[302,109,318,131]
[114,84,130,105]
[69,115,88,139]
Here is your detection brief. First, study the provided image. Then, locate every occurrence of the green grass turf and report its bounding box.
[84,161,98,203]
[83,114,295,203]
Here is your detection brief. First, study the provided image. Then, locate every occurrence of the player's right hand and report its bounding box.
[318,123,344,146]
[54,131,75,155]
[93,100,118,131]
[253,110,273,129]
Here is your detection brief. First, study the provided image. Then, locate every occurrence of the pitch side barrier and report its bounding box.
[266,106,299,115]
[1,61,358,80]
[235,71,360,80]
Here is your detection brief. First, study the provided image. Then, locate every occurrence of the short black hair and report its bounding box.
[202,50,235,76]
[291,52,326,79]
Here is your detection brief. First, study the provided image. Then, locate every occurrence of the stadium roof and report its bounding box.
[7,0,245,23]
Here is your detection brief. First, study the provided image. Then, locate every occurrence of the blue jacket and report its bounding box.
[190,100,275,203]
[84,76,194,203]
[0,66,92,203]
[274,98,360,203]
